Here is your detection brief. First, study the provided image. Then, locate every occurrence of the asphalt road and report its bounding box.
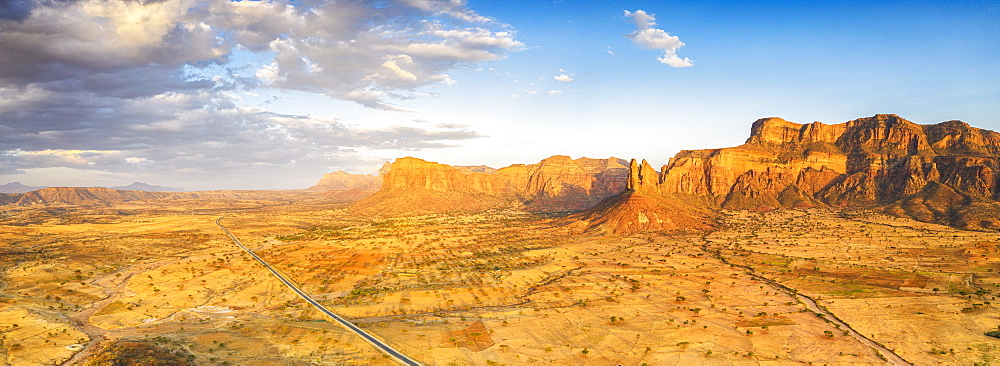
[216,217,422,366]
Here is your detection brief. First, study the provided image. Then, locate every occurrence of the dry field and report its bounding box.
[1,200,998,365]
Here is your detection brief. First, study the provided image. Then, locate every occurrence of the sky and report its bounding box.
[0,0,997,190]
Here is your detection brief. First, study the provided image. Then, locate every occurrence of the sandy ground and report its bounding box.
[1,202,998,365]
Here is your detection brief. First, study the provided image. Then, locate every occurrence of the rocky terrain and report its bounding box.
[1,115,998,366]
[567,159,718,235]
[308,170,383,192]
[653,114,1000,229]
[358,114,999,231]
[4,114,993,231]
[352,155,630,214]
[2,198,996,365]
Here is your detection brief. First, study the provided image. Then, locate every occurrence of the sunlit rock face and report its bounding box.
[355,115,999,230]
[308,171,381,192]
[354,155,630,214]
[649,114,999,229]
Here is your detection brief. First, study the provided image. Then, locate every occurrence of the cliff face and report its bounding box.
[567,158,717,235]
[351,114,997,231]
[352,156,630,214]
[653,114,999,229]
[308,171,381,192]
[568,190,715,235]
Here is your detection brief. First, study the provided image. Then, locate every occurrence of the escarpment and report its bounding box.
[646,114,999,230]
[351,114,1000,230]
[351,155,631,215]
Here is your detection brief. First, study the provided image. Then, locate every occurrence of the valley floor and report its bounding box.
[0,201,998,365]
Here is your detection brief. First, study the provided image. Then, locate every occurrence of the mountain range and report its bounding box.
[0,181,184,194]
[353,114,1000,232]
[2,114,996,233]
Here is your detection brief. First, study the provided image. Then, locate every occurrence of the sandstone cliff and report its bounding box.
[308,170,381,192]
[652,114,999,229]
[568,158,717,235]
[351,156,630,215]
[350,115,998,231]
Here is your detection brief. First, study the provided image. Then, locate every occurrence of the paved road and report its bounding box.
[216,217,422,366]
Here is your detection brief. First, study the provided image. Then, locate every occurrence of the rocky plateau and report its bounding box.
[356,114,1000,232]
[2,114,996,232]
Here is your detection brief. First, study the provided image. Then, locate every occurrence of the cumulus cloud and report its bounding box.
[0,0,522,104]
[553,73,574,82]
[219,1,524,109]
[0,0,513,188]
[0,90,483,180]
[624,10,692,68]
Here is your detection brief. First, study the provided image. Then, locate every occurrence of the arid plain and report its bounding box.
[3,115,1000,366]
[1,198,998,365]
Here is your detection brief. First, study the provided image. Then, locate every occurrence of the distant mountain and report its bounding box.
[108,182,185,192]
[0,187,316,206]
[0,182,48,194]
[8,187,172,206]
[0,181,183,194]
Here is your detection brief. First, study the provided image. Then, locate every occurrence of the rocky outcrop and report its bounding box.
[568,190,715,235]
[650,114,999,229]
[567,157,716,235]
[351,114,998,231]
[352,156,630,214]
[308,171,381,192]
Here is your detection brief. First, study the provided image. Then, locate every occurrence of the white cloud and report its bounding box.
[625,9,657,30]
[554,73,574,82]
[0,0,520,188]
[381,55,420,81]
[546,90,562,95]
[0,0,523,109]
[624,10,692,68]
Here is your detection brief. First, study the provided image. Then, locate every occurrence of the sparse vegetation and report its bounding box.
[1,199,997,365]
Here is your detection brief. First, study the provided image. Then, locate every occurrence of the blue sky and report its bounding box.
[0,0,997,190]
